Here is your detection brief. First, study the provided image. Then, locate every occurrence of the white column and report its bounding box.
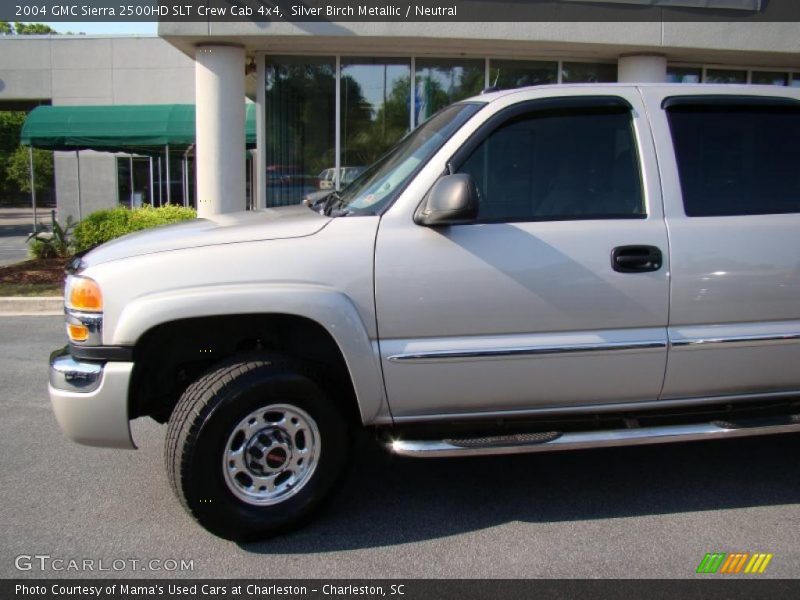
[195,44,246,217]
[617,55,667,83]
[255,52,266,210]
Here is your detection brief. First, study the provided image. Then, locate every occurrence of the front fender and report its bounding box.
[112,283,388,424]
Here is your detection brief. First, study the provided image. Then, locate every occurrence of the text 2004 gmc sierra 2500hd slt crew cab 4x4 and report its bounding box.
[48,84,800,541]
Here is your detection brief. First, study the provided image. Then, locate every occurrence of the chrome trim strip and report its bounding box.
[49,347,104,393]
[389,389,800,424]
[389,420,800,458]
[670,332,800,348]
[387,340,666,362]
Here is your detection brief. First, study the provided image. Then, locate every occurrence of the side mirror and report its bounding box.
[414,174,479,226]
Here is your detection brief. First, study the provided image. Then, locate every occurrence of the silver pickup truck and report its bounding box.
[49,84,800,541]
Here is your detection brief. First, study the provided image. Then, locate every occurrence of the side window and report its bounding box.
[456,107,645,222]
[667,102,800,217]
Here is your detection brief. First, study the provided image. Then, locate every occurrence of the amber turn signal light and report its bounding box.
[67,323,89,342]
[67,276,103,312]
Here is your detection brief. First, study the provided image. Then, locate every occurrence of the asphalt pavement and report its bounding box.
[0,208,39,266]
[1,315,799,579]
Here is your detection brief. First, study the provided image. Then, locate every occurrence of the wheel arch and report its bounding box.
[118,284,388,426]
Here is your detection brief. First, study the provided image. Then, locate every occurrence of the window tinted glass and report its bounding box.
[705,69,747,84]
[489,60,558,90]
[667,104,800,217]
[666,66,702,84]
[341,58,411,170]
[751,71,789,86]
[414,59,485,127]
[456,107,644,221]
[336,103,483,215]
[560,62,617,83]
[265,57,335,207]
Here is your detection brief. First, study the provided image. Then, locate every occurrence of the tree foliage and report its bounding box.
[6,146,54,194]
[0,111,54,199]
[10,22,59,34]
[0,112,27,196]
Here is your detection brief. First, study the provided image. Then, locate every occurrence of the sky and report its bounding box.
[41,22,159,35]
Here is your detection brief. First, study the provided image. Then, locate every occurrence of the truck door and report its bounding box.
[375,90,671,419]
[645,90,800,400]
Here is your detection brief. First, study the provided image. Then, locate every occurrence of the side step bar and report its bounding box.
[387,418,800,458]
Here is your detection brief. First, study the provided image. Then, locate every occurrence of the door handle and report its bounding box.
[612,245,663,273]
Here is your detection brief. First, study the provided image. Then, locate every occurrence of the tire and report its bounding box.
[165,355,349,541]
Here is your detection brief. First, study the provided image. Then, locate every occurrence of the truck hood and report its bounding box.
[81,205,331,266]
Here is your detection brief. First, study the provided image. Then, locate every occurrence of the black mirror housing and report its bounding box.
[415,174,480,226]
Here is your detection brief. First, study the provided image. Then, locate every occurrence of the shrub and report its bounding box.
[73,205,196,253]
[27,214,75,259]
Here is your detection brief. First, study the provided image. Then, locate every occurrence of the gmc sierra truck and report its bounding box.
[49,84,800,541]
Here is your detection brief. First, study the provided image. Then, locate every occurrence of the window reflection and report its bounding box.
[705,69,747,84]
[265,57,335,207]
[488,59,558,90]
[341,58,411,179]
[561,62,617,83]
[667,67,702,84]
[751,71,789,86]
[414,59,484,126]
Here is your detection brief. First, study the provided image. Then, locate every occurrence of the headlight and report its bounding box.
[64,275,103,345]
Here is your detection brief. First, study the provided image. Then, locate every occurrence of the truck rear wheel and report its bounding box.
[165,356,349,541]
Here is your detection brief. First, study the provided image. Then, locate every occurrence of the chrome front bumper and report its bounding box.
[48,347,136,449]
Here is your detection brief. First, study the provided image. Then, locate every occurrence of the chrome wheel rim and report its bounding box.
[222,404,320,506]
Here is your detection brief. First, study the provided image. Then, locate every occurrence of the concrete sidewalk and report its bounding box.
[0,296,62,316]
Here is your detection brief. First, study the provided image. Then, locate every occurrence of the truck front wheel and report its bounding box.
[165,356,349,541]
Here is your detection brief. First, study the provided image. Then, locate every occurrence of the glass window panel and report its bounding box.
[791,76,800,88]
[264,56,335,207]
[414,59,485,126]
[116,156,157,207]
[667,104,800,217]
[456,107,644,222]
[488,59,558,90]
[341,58,411,176]
[704,69,747,84]
[667,66,702,84]
[751,71,789,86]
[335,103,482,216]
[560,62,617,83]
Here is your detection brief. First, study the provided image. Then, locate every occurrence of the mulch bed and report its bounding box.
[0,258,68,285]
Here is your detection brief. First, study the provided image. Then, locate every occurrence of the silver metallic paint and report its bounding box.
[49,361,136,449]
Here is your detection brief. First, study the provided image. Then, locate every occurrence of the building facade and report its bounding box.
[160,17,800,217]
[0,36,196,218]
[1,9,799,220]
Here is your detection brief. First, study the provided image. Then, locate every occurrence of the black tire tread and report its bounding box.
[165,355,285,522]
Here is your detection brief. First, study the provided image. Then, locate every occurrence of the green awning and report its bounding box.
[21,104,257,153]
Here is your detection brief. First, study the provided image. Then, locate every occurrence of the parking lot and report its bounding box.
[0,208,35,267]
[1,315,799,579]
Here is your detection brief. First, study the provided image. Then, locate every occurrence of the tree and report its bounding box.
[13,22,58,34]
[6,146,54,195]
[0,21,13,34]
[0,112,26,196]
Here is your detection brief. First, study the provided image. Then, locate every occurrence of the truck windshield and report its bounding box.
[323,102,484,216]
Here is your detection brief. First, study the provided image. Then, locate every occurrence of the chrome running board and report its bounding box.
[387,418,800,458]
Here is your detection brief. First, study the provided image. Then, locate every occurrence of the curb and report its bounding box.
[0,296,63,316]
